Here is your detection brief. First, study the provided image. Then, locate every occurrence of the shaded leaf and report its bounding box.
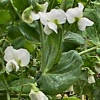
[10,0,29,14]
[18,22,40,42]
[38,50,83,95]
[63,32,85,51]
[9,78,35,93]
[0,10,11,24]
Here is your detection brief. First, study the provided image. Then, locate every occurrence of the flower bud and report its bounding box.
[29,90,48,100]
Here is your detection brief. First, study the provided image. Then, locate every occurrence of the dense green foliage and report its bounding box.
[0,0,100,100]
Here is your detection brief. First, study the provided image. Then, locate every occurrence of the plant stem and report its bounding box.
[18,68,24,100]
[39,22,47,73]
[7,92,10,100]
[79,46,97,55]
[39,23,44,70]
[10,0,22,19]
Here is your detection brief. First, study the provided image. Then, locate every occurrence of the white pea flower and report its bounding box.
[39,9,66,35]
[88,75,95,84]
[6,60,19,73]
[78,17,94,31]
[22,2,48,24]
[4,46,30,73]
[29,90,48,100]
[66,3,94,31]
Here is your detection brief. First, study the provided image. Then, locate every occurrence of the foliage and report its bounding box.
[0,0,100,100]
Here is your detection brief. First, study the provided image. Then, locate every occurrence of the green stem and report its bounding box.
[7,92,10,100]
[39,22,46,72]
[18,68,24,100]
[79,46,97,55]
[10,0,22,19]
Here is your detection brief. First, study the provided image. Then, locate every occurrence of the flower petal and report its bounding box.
[39,12,48,26]
[78,3,84,11]
[43,22,57,35]
[17,49,30,66]
[4,46,17,62]
[31,12,40,21]
[4,46,30,67]
[66,4,83,24]
[88,75,95,84]
[47,22,57,33]
[48,9,66,24]
[44,25,53,35]
[6,60,19,74]
[78,17,94,31]
[29,90,48,100]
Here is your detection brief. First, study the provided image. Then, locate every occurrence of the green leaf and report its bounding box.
[9,78,35,93]
[83,8,100,45]
[63,32,85,51]
[60,0,74,10]
[0,0,9,7]
[38,50,83,95]
[41,32,62,73]
[10,0,29,14]
[48,0,58,11]
[18,22,40,42]
[12,36,36,53]
[0,10,11,24]
[8,25,22,39]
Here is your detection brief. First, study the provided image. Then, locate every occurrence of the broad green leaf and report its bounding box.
[60,0,74,10]
[40,31,62,73]
[0,10,11,24]
[18,22,40,42]
[38,50,83,95]
[8,25,22,39]
[63,32,85,51]
[93,79,100,100]
[10,0,29,14]
[9,78,35,93]
[12,37,36,53]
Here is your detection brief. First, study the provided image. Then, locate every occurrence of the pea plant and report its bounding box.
[0,0,100,100]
